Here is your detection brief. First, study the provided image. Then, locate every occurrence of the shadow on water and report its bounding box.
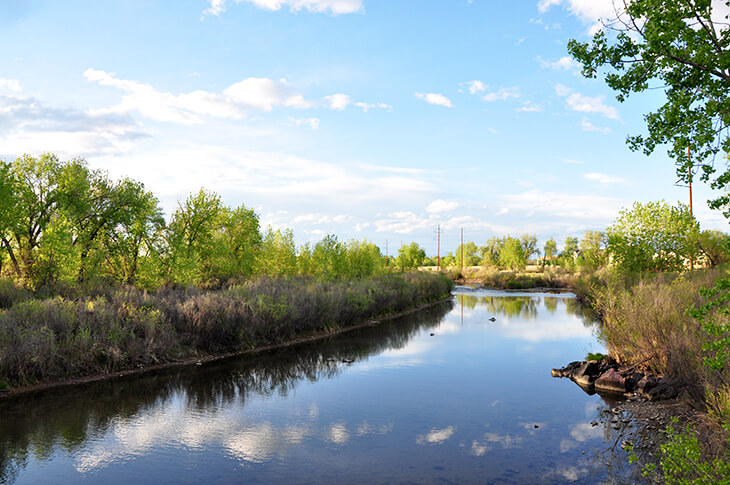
[0,300,453,484]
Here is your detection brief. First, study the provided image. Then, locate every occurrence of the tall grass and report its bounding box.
[587,266,730,402]
[0,272,453,387]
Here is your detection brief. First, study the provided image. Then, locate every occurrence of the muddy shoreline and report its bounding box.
[0,296,453,399]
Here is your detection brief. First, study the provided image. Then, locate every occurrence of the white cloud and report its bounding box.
[325,93,351,110]
[354,101,392,112]
[580,117,611,133]
[518,101,543,112]
[0,79,21,92]
[464,80,486,94]
[0,90,146,158]
[483,87,520,102]
[85,69,385,122]
[537,0,619,33]
[555,83,619,120]
[584,172,627,184]
[289,117,320,129]
[426,199,459,213]
[203,0,363,17]
[499,190,627,223]
[415,92,453,108]
[537,55,579,71]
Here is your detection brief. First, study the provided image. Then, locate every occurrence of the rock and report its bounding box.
[488,317,496,322]
[430,333,435,336]
[594,369,627,394]
[647,377,679,401]
[572,361,601,388]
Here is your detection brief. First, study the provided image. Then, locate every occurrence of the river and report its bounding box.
[0,288,641,484]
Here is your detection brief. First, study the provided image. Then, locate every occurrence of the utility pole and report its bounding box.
[688,146,694,271]
[437,225,441,271]
[460,227,464,272]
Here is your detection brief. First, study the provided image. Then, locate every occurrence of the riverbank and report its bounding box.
[0,272,454,394]
[557,265,730,482]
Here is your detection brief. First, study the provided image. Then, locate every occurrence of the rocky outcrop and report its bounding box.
[551,359,680,400]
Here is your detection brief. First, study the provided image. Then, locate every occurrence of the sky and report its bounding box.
[1,0,728,256]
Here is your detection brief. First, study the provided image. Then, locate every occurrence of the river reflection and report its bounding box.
[0,290,643,484]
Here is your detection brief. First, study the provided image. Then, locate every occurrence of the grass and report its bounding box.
[0,272,453,387]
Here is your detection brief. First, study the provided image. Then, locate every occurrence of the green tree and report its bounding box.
[542,237,558,269]
[498,237,526,271]
[258,228,298,277]
[166,188,224,285]
[520,233,539,262]
[480,237,503,267]
[312,234,346,278]
[210,205,261,280]
[697,229,730,267]
[606,200,699,272]
[558,236,580,271]
[345,239,384,277]
[579,230,607,271]
[396,242,426,271]
[4,154,86,284]
[0,161,19,277]
[455,241,480,268]
[568,1,730,216]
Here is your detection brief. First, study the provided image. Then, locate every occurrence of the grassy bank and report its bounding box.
[578,265,730,481]
[443,266,577,289]
[0,272,453,388]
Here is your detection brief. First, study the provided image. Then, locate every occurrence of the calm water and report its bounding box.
[0,289,641,484]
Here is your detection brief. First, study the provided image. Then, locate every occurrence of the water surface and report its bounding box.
[0,289,639,484]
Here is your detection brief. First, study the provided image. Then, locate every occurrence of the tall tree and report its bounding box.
[568,1,730,216]
[606,200,699,272]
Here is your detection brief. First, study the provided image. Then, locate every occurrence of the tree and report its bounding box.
[543,238,558,266]
[568,1,730,216]
[258,228,297,277]
[480,237,503,267]
[4,154,86,284]
[520,234,539,262]
[345,239,384,277]
[455,241,480,268]
[166,188,224,285]
[312,234,346,278]
[498,237,527,271]
[606,200,699,272]
[579,230,608,270]
[395,242,426,271]
[697,229,730,267]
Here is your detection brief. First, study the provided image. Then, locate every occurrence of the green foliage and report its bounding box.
[639,420,730,485]
[607,201,699,272]
[586,352,607,362]
[690,278,730,371]
[258,228,298,277]
[568,0,730,216]
[498,237,526,270]
[454,241,480,267]
[543,237,558,260]
[520,233,539,261]
[312,234,347,278]
[698,230,730,268]
[578,230,608,271]
[396,242,426,271]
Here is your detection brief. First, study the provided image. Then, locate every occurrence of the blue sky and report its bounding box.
[1,0,728,256]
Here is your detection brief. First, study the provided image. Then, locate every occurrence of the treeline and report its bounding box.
[427,201,730,274]
[0,154,405,290]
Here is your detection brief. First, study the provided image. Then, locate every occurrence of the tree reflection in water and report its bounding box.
[0,301,453,483]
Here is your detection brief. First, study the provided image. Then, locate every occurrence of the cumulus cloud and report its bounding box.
[84,69,387,123]
[537,0,620,33]
[483,87,520,102]
[555,83,619,120]
[0,78,21,92]
[584,172,627,184]
[0,90,146,158]
[464,80,486,94]
[426,199,459,213]
[415,92,453,107]
[580,117,611,133]
[289,117,320,129]
[537,55,579,71]
[203,0,363,17]
[518,101,543,112]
